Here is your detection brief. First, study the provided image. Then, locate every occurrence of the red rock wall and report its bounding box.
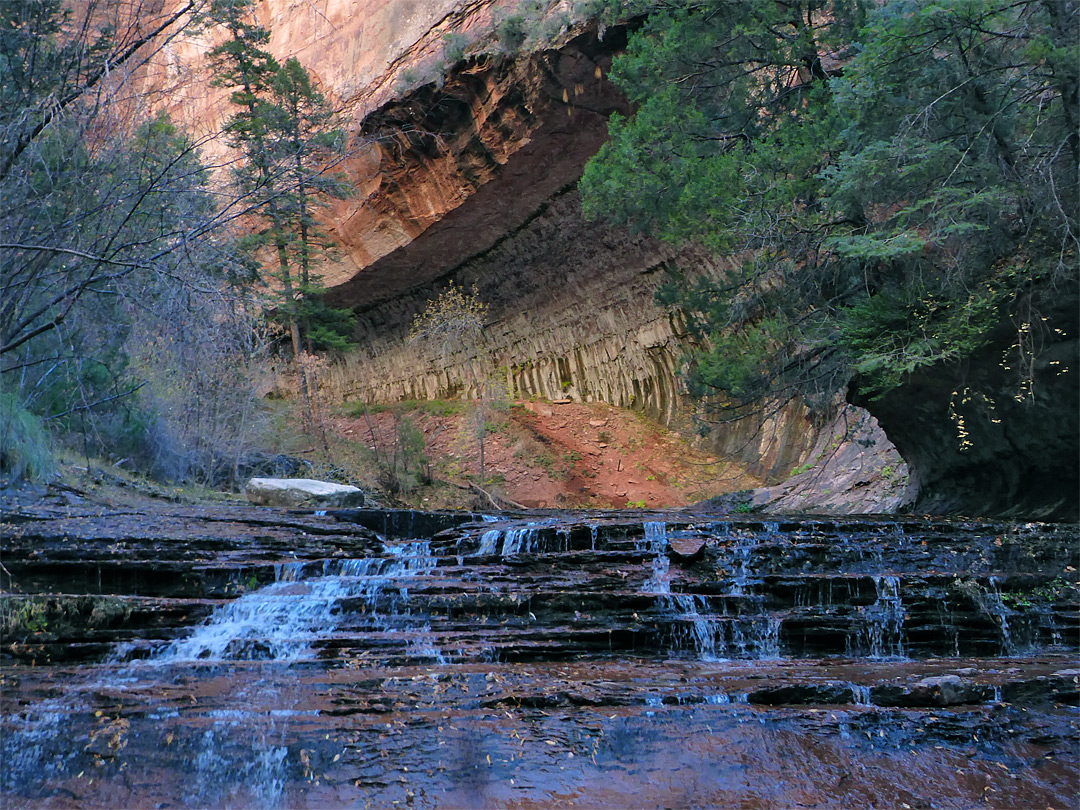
[142,1,907,502]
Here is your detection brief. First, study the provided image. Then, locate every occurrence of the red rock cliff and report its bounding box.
[140,0,907,510]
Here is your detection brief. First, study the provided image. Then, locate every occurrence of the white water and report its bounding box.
[478,529,502,555]
[850,684,872,706]
[730,531,760,596]
[155,541,440,664]
[980,576,1017,655]
[861,575,906,659]
[473,520,555,557]
[642,521,784,659]
[502,525,539,556]
[641,521,671,594]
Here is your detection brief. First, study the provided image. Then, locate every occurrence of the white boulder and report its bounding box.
[245,477,365,508]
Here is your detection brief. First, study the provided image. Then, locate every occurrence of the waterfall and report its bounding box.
[978,576,1017,655]
[154,541,440,664]
[641,521,671,594]
[860,575,906,658]
[730,531,760,596]
[478,529,502,556]
[6,508,1077,809]
[502,526,538,556]
[474,520,550,557]
[661,593,720,659]
[850,684,872,706]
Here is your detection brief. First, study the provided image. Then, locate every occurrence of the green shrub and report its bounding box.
[397,67,420,92]
[532,12,571,46]
[442,31,469,63]
[419,399,466,417]
[496,13,528,53]
[0,394,55,483]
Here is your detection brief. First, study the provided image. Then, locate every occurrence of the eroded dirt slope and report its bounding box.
[331,400,762,509]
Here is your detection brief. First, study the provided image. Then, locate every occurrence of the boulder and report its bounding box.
[872,675,993,707]
[245,478,365,508]
[668,537,706,562]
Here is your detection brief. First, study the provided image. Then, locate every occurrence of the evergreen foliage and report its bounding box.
[202,0,354,358]
[580,0,1078,409]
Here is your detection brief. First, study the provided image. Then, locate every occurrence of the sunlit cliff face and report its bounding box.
[135,0,598,292]
[325,26,632,298]
[141,0,492,143]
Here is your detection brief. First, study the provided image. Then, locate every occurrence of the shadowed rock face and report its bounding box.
[853,279,1080,522]
[328,29,635,307]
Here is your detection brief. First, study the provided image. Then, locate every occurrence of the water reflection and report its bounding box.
[2,511,1077,807]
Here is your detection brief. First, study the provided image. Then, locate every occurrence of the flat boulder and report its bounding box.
[873,674,993,707]
[245,478,365,508]
[668,537,706,562]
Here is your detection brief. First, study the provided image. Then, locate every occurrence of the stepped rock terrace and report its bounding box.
[1,502,1077,807]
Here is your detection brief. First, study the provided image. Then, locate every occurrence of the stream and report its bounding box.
[1,505,1077,808]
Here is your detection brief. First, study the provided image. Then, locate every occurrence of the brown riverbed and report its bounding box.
[2,499,1077,807]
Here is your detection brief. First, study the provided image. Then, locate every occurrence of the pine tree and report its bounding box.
[203,0,300,356]
[268,56,355,354]
[202,0,354,444]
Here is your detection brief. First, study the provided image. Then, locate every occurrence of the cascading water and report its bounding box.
[477,529,502,556]
[150,541,440,664]
[729,529,761,596]
[978,575,1017,655]
[3,507,1077,809]
[502,525,539,556]
[859,575,906,659]
[850,683,872,706]
[640,521,671,594]
[641,520,783,659]
[2,538,446,806]
[660,593,720,659]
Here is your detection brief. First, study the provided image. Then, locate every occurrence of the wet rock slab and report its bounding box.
[1,504,1078,807]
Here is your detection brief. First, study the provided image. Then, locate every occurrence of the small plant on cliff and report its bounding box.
[495,13,529,53]
[442,32,469,64]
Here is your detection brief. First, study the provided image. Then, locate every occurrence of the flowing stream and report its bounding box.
[1,506,1077,807]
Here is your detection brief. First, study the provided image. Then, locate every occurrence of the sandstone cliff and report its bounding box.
[147,0,1077,519]
[854,280,1079,521]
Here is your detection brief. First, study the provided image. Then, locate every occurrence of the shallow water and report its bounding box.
[2,508,1077,807]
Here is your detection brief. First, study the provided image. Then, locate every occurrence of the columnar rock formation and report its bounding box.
[142,1,1076,518]
[137,1,889,500]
